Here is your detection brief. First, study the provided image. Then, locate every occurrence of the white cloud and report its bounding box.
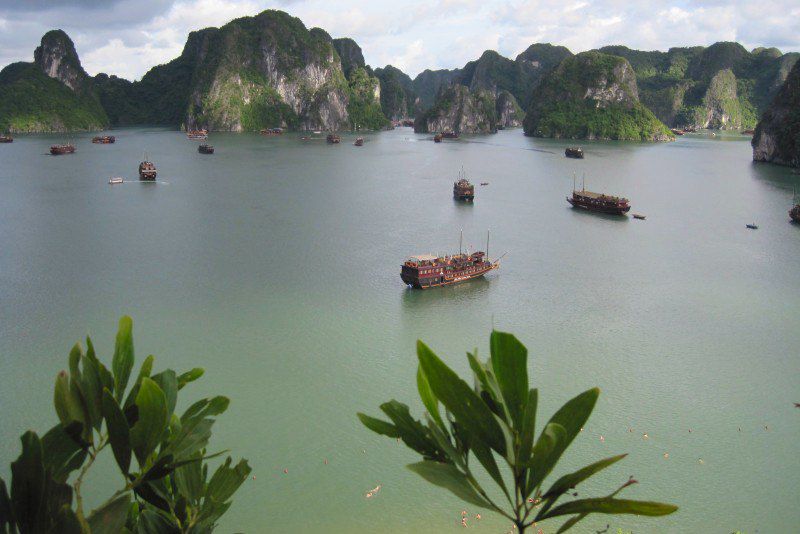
[0,0,799,80]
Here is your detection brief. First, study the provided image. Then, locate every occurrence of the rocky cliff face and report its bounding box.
[604,42,799,130]
[752,60,800,167]
[0,30,108,132]
[496,90,523,127]
[413,69,461,109]
[523,52,672,141]
[332,38,365,78]
[375,65,415,121]
[34,30,91,92]
[181,11,351,131]
[414,84,496,134]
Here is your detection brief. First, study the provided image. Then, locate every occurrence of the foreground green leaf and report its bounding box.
[407,461,491,510]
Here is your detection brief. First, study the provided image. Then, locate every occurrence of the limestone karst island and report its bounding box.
[0,2,798,533]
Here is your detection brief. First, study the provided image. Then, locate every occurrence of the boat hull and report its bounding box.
[790,206,800,223]
[567,197,630,215]
[401,263,497,289]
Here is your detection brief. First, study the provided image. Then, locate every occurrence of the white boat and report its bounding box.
[109,177,124,184]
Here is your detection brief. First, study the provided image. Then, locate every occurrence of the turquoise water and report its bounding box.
[1,128,798,532]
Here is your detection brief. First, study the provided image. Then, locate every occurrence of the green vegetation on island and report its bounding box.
[753,59,800,167]
[359,331,677,532]
[0,317,249,533]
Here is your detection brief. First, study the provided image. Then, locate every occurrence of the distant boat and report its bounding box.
[187,129,208,140]
[139,160,157,181]
[433,133,443,143]
[441,131,459,139]
[92,135,115,144]
[198,144,214,154]
[0,134,13,143]
[670,128,685,136]
[480,182,489,186]
[326,133,341,144]
[746,223,758,230]
[567,175,630,215]
[565,147,584,159]
[109,177,124,185]
[260,128,283,136]
[401,230,499,289]
[453,168,475,202]
[50,143,75,155]
[354,137,364,146]
[789,189,799,223]
[633,213,646,220]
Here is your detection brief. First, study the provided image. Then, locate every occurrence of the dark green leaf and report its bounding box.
[407,461,491,509]
[489,331,528,428]
[87,493,131,534]
[49,504,82,534]
[417,341,506,455]
[10,432,45,533]
[150,370,178,418]
[129,378,168,465]
[0,479,13,530]
[417,366,444,429]
[177,368,204,390]
[543,454,628,500]
[162,418,214,461]
[40,424,88,483]
[555,513,588,533]
[112,316,135,402]
[131,481,170,512]
[68,344,83,381]
[54,371,84,428]
[136,508,180,533]
[539,497,678,520]
[206,458,252,504]
[548,387,599,451]
[518,388,538,465]
[79,351,104,431]
[526,422,567,495]
[357,413,400,438]
[380,400,443,459]
[102,389,132,475]
[172,455,204,504]
[180,396,229,423]
[470,436,509,499]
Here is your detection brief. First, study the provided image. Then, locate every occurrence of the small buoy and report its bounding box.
[688,428,692,433]
[738,427,741,432]
[324,458,328,465]
[627,427,632,433]
[765,425,769,430]
[252,475,256,480]
[643,433,649,439]
[599,435,605,442]
[362,449,366,454]
[698,458,704,464]
[475,514,481,520]
[663,453,669,459]
[283,468,288,474]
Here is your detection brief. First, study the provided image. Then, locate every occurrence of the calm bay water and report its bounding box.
[1,128,799,533]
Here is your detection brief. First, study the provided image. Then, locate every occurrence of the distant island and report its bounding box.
[0,8,798,161]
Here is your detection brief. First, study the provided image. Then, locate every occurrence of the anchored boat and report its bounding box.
[0,134,13,143]
[187,129,208,140]
[139,160,157,181]
[198,144,214,154]
[401,231,500,289]
[565,147,584,159]
[326,133,341,144]
[453,168,475,201]
[354,137,364,146]
[790,189,800,223]
[567,175,630,215]
[433,133,443,143]
[92,135,115,144]
[50,143,76,155]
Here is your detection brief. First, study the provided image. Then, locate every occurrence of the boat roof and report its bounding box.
[410,254,438,261]
[574,189,625,200]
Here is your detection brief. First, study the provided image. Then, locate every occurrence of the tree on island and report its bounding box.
[0,317,250,533]
[358,331,677,532]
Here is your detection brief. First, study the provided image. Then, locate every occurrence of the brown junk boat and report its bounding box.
[198,144,214,154]
[326,134,341,144]
[50,143,76,155]
[92,135,115,144]
[565,147,584,159]
[567,179,630,215]
[0,134,13,143]
[401,232,499,289]
[139,160,157,181]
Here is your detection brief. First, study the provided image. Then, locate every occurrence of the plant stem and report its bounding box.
[74,435,108,532]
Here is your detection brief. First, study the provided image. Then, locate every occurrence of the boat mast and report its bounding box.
[582,173,585,192]
[486,230,490,260]
[459,229,463,255]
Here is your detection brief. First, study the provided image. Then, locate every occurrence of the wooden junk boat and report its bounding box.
[434,133,443,143]
[441,131,459,139]
[354,137,364,146]
[260,128,283,135]
[401,231,500,289]
[0,134,13,143]
[567,176,630,215]
[565,147,584,159]
[92,135,115,144]
[187,129,208,140]
[198,144,214,154]
[790,190,800,223]
[453,169,475,201]
[326,133,341,144]
[139,160,157,181]
[50,143,76,155]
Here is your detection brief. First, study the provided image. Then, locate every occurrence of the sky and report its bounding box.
[0,0,799,81]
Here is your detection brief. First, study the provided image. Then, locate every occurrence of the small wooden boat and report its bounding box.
[50,144,76,155]
[480,182,489,186]
[746,223,758,230]
[260,128,283,136]
[187,129,208,140]
[109,177,124,185]
[434,133,443,143]
[633,213,646,220]
[670,128,685,136]
[326,134,341,144]
[92,135,115,144]
[0,134,13,143]
[198,144,214,154]
[441,131,459,139]
[565,147,584,159]
[354,137,364,146]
